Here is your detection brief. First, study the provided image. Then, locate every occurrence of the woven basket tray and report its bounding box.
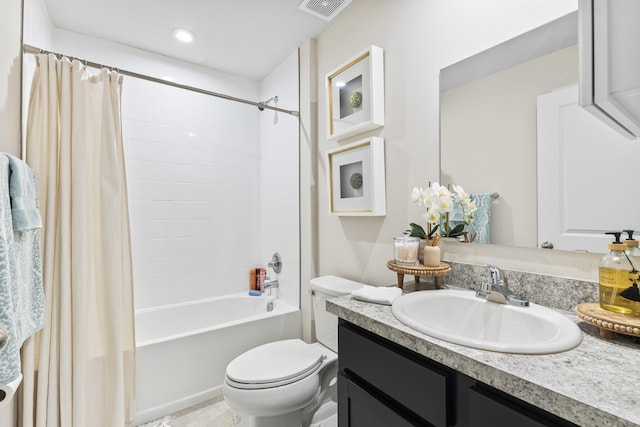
[386,260,451,276]
[574,303,640,339]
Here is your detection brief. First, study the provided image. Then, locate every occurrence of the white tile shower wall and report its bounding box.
[124,78,261,309]
[259,50,300,309]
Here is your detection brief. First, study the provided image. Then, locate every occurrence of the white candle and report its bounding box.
[423,246,440,267]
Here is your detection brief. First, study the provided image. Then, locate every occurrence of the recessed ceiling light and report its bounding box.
[173,29,195,43]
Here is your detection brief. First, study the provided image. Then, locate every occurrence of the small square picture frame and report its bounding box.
[326,137,386,216]
[326,45,384,141]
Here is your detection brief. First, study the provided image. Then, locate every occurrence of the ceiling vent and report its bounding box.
[298,0,353,21]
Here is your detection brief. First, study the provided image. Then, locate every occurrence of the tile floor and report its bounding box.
[139,396,238,427]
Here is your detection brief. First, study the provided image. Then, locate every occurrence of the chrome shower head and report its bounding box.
[258,95,278,111]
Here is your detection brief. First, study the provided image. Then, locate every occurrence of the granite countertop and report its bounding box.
[327,290,640,427]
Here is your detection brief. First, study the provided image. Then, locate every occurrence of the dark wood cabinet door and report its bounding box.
[338,373,427,427]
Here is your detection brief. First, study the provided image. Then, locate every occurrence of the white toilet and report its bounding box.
[222,275,364,427]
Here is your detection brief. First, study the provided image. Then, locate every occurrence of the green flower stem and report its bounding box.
[445,212,450,236]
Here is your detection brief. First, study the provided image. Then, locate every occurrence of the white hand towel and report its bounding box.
[351,285,402,305]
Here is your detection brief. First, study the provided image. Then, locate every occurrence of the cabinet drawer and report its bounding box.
[339,321,454,427]
[468,385,577,427]
[338,373,416,427]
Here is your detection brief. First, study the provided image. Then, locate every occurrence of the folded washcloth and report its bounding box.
[351,285,403,305]
[3,153,42,231]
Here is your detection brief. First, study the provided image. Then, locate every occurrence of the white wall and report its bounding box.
[313,0,590,288]
[21,0,53,149]
[22,0,53,51]
[0,0,23,158]
[0,0,22,425]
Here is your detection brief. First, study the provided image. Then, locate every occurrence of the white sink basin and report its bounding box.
[391,289,582,354]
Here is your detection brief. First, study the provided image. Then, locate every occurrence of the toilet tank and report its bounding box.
[310,276,364,352]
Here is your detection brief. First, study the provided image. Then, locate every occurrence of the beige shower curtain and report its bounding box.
[20,53,136,426]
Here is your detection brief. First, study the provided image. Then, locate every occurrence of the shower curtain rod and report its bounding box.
[22,44,300,117]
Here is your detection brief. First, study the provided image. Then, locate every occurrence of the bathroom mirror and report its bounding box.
[440,11,640,253]
[439,10,639,253]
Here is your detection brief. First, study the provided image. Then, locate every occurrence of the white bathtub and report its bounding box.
[134,293,301,424]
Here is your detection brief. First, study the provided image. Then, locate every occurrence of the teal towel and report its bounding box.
[4,153,43,231]
[470,193,499,244]
[448,192,498,243]
[0,155,44,386]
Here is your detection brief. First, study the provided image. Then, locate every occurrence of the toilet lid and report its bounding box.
[226,339,325,389]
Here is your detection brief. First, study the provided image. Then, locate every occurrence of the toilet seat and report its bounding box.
[225,339,325,390]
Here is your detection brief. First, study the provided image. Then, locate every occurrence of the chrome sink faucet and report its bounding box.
[476,265,529,307]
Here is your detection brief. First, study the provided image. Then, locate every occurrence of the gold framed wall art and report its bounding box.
[326,45,384,141]
[326,137,386,216]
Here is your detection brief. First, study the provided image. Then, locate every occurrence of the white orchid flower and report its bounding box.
[411,181,476,237]
[453,184,471,203]
[423,189,438,207]
[438,194,455,213]
[424,206,441,225]
[432,182,452,200]
[452,184,465,196]
[411,187,424,205]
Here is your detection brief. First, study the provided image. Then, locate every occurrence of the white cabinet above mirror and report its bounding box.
[579,0,640,139]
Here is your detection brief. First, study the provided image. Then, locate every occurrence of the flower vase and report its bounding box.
[418,239,436,263]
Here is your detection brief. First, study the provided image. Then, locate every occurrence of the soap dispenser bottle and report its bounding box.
[623,229,640,257]
[599,232,640,315]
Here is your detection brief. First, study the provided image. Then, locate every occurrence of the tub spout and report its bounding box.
[263,279,279,297]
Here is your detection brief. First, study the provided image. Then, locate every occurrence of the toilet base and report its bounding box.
[309,401,337,427]
[233,409,304,427]
[232,401,337,427]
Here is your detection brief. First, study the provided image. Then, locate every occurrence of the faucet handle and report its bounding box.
[267,252,282,274]
[476,282,492,299]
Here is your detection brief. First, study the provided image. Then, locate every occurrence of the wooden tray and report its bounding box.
[386,260,451,289]
[386,260,450,275]
[574,303,640,339]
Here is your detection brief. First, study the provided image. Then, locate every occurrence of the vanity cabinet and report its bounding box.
[579,0,640,138]
[338,320,578,427]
